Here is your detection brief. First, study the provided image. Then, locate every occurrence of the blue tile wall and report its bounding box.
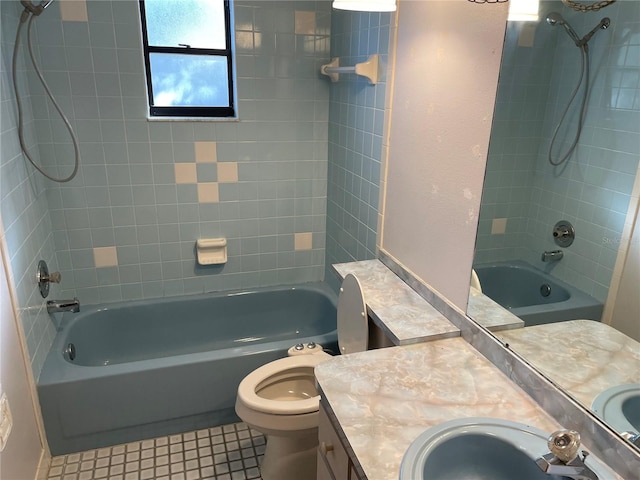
[1,1,61,377]
[27,0,331,308]
[1,0,333,377]
[325,10,393,290]
[475,0,640,302]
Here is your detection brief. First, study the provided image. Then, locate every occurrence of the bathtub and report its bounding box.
[38,283,338,455]
[473,261,603,326]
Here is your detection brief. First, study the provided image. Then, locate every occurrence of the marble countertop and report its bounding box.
[315,337,567,480]
[467,287,525,331]
[499,320,640,408]
[332,260,459,345]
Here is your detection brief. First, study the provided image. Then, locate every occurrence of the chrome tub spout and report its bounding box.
[541,250,564,262]
[47,298,80,314]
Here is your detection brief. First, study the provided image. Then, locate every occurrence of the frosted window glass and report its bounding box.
[144,0,226,49]
[149,53,229,107]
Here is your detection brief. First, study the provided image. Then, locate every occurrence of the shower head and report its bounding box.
[545,12,565,26]
[546,12,581,46]
[580,17,611,45]
[20,0,53,16]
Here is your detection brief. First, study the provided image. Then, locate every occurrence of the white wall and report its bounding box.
[0,230,44,480]
[381,0,508,309]
[608,201,640,342]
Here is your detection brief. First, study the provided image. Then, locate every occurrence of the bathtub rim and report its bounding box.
[38,281,338,385]
[472,260,603,320]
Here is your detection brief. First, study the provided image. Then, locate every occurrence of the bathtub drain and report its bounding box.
[64,343,76,361]
[540,284,552,297]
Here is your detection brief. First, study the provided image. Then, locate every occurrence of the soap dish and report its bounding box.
[196,238,227,265]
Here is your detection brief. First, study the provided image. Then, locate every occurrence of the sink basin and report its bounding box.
[592,383,640,434]
[399,418,614,480]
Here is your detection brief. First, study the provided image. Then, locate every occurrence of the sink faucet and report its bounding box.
[47,298,80,314]
[621,431,640,447]
[536,430,598,480]
[536,452,599,480]
[541,249,564,262]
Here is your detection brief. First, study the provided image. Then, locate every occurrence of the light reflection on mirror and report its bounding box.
[467,0,640,449]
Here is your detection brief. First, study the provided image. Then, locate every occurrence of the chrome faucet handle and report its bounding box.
[553,220,575,247]
[548,429,581,463]
[36,259,62,298]
[46,271,62,283]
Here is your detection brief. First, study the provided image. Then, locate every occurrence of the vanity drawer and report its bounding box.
[318,403,350,479]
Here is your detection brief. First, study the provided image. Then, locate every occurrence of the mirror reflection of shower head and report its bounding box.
[546,11,611,48]
[546,12,581,46]
[581,17,611,45]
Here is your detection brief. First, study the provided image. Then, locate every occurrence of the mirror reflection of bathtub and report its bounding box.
[464,0,640,454]
[472,261,603,327]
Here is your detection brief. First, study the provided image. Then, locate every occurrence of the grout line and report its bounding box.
[46,422,264,480]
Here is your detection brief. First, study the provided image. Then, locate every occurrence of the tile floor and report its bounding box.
[46,422,264,480]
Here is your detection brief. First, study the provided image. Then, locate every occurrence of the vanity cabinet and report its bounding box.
[317,401,364,480]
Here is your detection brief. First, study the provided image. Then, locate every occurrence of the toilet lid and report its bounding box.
[337,274,368,354]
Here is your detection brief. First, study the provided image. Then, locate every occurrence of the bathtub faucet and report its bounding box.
[541,250,564,262]
[47,298,80,314]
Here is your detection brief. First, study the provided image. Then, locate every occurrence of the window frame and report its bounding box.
[138,0,236,118]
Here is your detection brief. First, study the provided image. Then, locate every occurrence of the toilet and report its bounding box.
[235,274,368,480]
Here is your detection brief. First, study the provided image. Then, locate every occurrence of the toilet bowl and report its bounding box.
[235,273,368,480]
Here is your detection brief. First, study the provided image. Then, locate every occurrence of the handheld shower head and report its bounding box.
[546,12,610,47]
[20,0,53,17]
[580,17,610,46]
[546,12,564,26]
[546,12,581,45]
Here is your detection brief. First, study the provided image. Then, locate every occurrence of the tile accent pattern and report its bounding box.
[33,0,331,309]
[46,423,264,480]
[1,0,331,378]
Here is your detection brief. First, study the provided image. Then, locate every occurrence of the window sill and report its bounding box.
[146,116,240,122]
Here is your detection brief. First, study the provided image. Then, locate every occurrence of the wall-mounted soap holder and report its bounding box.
[196,238,227,265]
[321,54,379,84]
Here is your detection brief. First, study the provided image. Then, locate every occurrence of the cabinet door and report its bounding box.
[318,404,350,479]
[317,450,335,480]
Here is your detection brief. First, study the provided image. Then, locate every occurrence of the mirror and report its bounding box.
[468,0,640,448]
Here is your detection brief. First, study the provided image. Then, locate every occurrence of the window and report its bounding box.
[139,0,235,118]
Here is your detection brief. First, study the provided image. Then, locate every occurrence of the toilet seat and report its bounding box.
[236,353,329,415]
[337,273,368,354]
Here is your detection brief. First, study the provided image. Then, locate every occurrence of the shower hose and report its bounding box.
[548,44,590,167]
[12,11,80,183]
